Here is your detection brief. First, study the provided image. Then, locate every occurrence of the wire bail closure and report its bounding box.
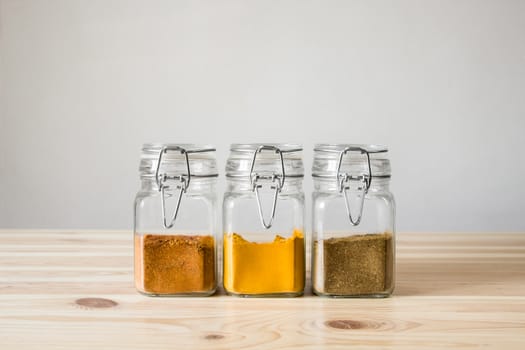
[155,146,191,229]
[336,146,372,226]
[249,145,286,229]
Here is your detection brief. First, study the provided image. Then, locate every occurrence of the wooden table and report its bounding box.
[0,231,524,349]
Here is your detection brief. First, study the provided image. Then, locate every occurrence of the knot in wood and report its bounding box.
[326,319,367,330]
[75,298,118,309]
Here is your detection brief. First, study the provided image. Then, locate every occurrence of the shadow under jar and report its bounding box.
[223,144,305,297]
[134,144,219,296]
[312,144,395,298]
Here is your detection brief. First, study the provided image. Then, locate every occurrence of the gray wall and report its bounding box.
[1,0,524,231]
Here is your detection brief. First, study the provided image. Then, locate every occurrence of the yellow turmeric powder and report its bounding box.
[223,229,305,296]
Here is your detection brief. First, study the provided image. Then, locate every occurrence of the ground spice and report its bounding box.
[223,229,305,295]
[134,234,215,295]
[313,232,394,296]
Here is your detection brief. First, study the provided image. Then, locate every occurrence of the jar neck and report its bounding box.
[226,178,304,193]
[313,177,391,192]
[140,177,217,193]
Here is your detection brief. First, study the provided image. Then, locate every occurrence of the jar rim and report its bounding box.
[314,143,388,153]
[226,143,304,178]
[230,143,302,152]
[142,143,216,153]
[139,143,218,178]
[312,143,391,178]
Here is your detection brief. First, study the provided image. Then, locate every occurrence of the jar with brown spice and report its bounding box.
[134,144,218,296]
[312,144,395,297]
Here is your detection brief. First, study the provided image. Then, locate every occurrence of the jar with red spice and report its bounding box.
[134,144,219,296]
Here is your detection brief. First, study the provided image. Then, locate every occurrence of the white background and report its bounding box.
[1,0,524,232]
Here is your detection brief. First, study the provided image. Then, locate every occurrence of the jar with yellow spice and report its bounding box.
[134,144,219,296]
[223,144,305,297]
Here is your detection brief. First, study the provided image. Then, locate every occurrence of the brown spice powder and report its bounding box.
[134,234,215,295]
[314,232,394,296]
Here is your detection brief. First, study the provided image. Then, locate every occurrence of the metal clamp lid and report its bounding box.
[154,145,217,229]
[337,146,371,226]
[313,144,388,226]
[245,144,302,229]
[250,145,285,229]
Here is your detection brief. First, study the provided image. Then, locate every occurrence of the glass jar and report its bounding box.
[223,144,305,297]
[134,144,219,296]
[312,144,395,297]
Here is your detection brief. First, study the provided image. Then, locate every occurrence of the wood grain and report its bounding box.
[0,230,524,349]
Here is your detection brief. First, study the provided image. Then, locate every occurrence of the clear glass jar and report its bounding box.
[134,144,219,296]
[223,144,305,297]
[312,144,395,297]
